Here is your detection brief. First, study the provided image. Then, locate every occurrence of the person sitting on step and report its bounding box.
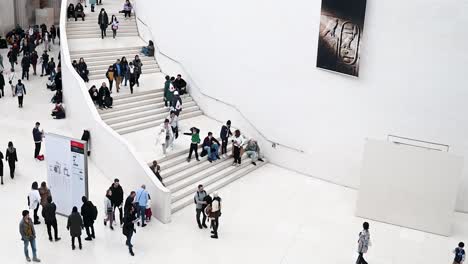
[244,139,264,166]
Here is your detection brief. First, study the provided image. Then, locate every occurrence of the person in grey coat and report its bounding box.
[67,206,84,250]
[194,184,208,229]
[19,210,41,262]
[356,222,371,264]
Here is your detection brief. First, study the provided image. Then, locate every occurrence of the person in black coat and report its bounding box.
[98,9,109,39]
[173,74,187,95]
[5,142,17,179]
[0,150,3,185]
[21,54,31,81]
[109,179,124,226]
[122,205,137,256]
[77,58,89,82]
[88,85,99,104]
[0,73,5,98]
[67,4,75,20]
[124,191,136,217]
[81,196,96,241]
[42,196,61,241]
[67,206,84,250]
[98,82,112,109]
[74,3,85,21]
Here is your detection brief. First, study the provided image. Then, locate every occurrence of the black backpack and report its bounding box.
[455,248,465,263]
[89,201,98,220]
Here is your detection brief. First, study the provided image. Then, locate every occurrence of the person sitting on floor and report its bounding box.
[75,3,85,21]
[88,85,99,104]
[67,4,75,20]
[51,103,66,119]
[244,139,265,166]
[51,89,62,104]
[141,40,155,56]
[98,82,112,109]
[202,132,220,162]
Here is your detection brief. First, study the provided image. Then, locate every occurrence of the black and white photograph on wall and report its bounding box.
[316,0,367,77]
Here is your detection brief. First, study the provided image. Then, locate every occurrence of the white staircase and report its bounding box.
[66,13,138,39]
[69,46,161,80]
[99,90,203,134]
[152,143,267,214]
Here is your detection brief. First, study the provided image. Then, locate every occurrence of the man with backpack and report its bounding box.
[81,196,97,241]
[194,184,208,229]
[454,242,466,264]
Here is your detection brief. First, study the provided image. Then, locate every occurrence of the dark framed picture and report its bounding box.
[316,0,367,77]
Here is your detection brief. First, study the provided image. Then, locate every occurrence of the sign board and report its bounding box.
[44,133,88,215]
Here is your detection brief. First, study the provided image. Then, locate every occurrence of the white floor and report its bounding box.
[0,1,466,263]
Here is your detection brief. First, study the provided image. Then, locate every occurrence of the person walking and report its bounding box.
[122,205,137,256]
[135,185,149,227]
[7,47,17,71]
[110,15,119,39]
[32,122,43,159]
[194,184,208,229]
[185,127,201,162]
[5,142,17,179]
[120,57,129,87]
[0,71,5,98]
[0,149,3,185]
[163,75,174,108]
[356,222,371,264]
[128,62,136,93]
[30,51,38,76]
[98,8,109,39]
[109,179,124,227]
[67,206,84,250]
[15,80,26,108]
[157,119,174,155]
[453,242,465,264]
[124,191,136,216]
[39,50,49,77]
[104,189,114,230]
[42,196,61,242]
[28,182,41,225]
[19,210,41,262]
[38,182,51,217]
[105,65,114,91]
[208,192,222,239]
[168,111,179,140]
[50,25,57,45]
[21,53,31,81]
[112,59,122,93]
[220,120,233,159]
[81,196,97,241]
[132,55,142,87]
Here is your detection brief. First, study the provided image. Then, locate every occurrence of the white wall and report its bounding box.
[59,0,172,223]
[0,0,15,36]
[134,0,468,212]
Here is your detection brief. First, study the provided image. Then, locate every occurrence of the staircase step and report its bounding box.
[112,88,164,103]
[116,111,203,135]
[106,105,199,125]
[170,160,267,212]
[76,57,155,67]
[86,60,158,70]
[88,68,160,78]
[159,143,232,172]
[70,54,150,63]
[70,46,142,55]
[98,97,193,114]
[67,33,139,39]
[109,106,200,129]
[112,89,160,100]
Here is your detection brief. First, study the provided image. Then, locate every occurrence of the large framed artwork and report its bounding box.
[316,0,367,77]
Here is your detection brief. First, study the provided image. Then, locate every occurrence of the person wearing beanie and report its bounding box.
[67,206,84,250]
[19,210,41,262]
[220,120,233,159]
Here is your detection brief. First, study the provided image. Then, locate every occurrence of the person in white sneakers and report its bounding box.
[19,210,41,262]
[231,130,244,166]
[28,182,41,225]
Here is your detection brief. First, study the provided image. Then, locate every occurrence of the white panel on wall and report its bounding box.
[356,139,463,236]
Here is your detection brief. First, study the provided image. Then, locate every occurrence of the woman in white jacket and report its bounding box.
[356,222,371,264]
[28,181,41,224]
[157,119,174,155]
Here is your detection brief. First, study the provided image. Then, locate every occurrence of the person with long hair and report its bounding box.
[110,15,119,39]
[28,182,41,225]
[104,189,114,230]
